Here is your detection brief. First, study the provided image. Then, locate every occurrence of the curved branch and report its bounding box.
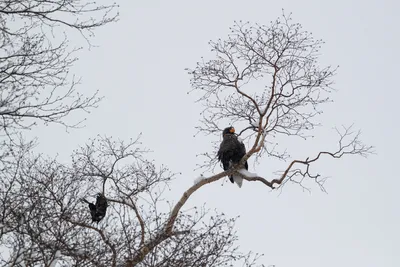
[165,171,229,234]
[233,80,261,115]
[239,128,374,188]
[125,230,189,267]
[108,197,146,247]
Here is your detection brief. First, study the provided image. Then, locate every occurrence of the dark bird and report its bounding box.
[81,193,108,223]
[217,126,248,187]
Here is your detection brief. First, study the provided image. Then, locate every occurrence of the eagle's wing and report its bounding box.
[218,135,235,159]
[236,136,248,170]
[218,136,233,172]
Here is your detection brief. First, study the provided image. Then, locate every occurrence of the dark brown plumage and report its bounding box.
[82,193,108,223]
[217,126,248,184]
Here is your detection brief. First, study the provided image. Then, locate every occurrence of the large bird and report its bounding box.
[82,193,108,223]
[217,126,248,187]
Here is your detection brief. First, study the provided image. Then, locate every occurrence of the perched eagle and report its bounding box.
[82,193,108,223]
[217,126,248,187]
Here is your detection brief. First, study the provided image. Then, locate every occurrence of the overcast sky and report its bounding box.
[29,0,399,266]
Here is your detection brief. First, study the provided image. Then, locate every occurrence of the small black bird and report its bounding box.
[217,126,248,187]
[82,193,108,223]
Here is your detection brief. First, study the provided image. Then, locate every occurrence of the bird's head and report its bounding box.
[222,126,235,136]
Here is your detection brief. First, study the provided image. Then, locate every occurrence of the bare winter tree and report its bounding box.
[186,13,373,190]
[1,136,262,266]
[0,6,372,267]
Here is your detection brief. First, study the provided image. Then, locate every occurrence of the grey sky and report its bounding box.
[29,0,399,266]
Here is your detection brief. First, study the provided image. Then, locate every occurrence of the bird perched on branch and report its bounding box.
[217,126,248,187]
[81,193,108,223]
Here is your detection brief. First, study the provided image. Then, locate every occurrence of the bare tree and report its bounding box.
[0,1,119,132]
[186,13,373,190]
[0,8,373,267]
[1,136,263,266]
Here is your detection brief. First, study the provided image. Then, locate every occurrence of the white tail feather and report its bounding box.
[232,174,243,188]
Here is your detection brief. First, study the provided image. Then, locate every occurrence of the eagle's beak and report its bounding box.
[230,127,235,133]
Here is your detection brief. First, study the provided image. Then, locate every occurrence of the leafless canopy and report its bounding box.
[186,12,373,189]
[2,135,263,266]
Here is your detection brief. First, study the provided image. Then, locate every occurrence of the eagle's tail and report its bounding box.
[232,174,243,188]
